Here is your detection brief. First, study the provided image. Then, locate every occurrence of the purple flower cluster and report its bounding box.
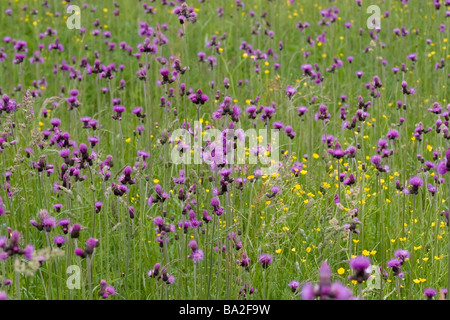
[99,280,115,299]
[302,262,353,300]
[75,238,99,259]
[147,263,175,285]
[348,256,371,283]
[188,240,204,263]
[0,230,34,261]
[387,249,410,278]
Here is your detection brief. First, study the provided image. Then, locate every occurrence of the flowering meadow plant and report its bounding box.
[0,0,449,301]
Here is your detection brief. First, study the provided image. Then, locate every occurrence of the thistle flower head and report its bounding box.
[258,253,273,268]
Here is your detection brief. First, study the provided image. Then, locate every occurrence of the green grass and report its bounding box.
[0,0,449,300]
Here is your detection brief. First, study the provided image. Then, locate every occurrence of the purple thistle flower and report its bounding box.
[258,253,273,268]
[394,249,410,261]
[99,280,116,299]
[24,245,34,260]
[409,176,423,187]
[408,176,423,194]
[286,85,297,99]
[53,236,66,248]
[301,282,315,300]
[330,282,353,300]
[95,201,103,213]
[189,249,204,263]
[424,288,437,300]
[70,223,82,239]
[288,280,300,293]
[349,256,371,283]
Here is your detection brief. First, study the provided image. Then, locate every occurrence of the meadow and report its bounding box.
[0,0,449,300]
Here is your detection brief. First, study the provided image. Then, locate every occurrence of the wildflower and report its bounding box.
[0,197,5,217]
[329,142,345,159]
[189,89,209,105]
[301,262,353,300]
[258,253,273,268]
[285,125,296,139]
[53,236,66,248]
[237,252,251,269]
[239,282,257,298]
[188,240,203,263]
[112,105,126,121]
[401,81,415,95]
[301,282,315,300]
[394,249,410,262]
[95,202,103,213]
[75,238,99,258]
[297,106,308,117]
[437,147,450,175]
[343,174,356,186]
[371,154,389,172]
[344,217,360,234]
[407,53,417,62]
[387,258,403,278]
[30,209,56,232]
[266,186,280,198]
[147,263,161,278]
[173,169,186,184]
[119,166,136,185]
[424,288,437,300]
[288,280,300,293]
[173,2,197,25]
[349,256,371,283]
[286,85,297,99]
[128,206,135,219]
[330,282,353,300]
[99,280,116,299]
[211,197,224,216]
[408,176,423,195]
[315,104,331,123]
[147,184,169,206]
[70,225,83,242]
[58,219,70,234]
[0,230,34,261]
